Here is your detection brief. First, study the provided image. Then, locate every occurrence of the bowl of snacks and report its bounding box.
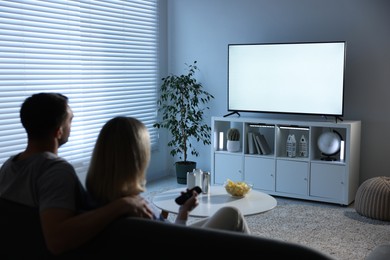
[224,179,252,198]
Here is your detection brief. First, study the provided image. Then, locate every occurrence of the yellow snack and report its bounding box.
[224,179,252,197]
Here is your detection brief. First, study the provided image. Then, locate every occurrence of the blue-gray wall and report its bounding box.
[149,0,390,184]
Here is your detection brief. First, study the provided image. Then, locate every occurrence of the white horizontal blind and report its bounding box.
[0,0,159,182]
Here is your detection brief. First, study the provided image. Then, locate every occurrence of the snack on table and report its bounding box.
[224,179,252,197]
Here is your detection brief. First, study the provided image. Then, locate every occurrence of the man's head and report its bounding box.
[20,93,73,146]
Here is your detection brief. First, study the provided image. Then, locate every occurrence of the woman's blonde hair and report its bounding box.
[86,116,150,205]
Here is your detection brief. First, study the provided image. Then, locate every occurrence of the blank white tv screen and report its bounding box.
[228,41,346,116]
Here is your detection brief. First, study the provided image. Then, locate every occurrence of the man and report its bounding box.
[0,93,153,256]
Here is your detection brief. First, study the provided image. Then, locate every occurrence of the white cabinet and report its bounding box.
[211,116,361,205]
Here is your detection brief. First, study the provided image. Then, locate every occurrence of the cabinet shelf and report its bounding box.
[211,116,361,205]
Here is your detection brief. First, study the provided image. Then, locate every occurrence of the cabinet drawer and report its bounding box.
[310,163,345,200]
[276,160,309,195]
[245,156,275,191]
[214,153,243,184]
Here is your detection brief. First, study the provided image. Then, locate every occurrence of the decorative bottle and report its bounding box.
[299,135,308,157]
[193,168,203,188]
[187,171,196,189]
[286,134,296,157]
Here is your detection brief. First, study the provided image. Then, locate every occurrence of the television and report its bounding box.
[228,41,346,118]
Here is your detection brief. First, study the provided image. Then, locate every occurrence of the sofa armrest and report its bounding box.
[365,245,390,260]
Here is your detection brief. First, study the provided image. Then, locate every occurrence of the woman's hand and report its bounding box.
[180,190,199,212]
[175,190,199,224]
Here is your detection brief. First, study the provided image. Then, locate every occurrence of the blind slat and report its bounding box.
[0,0,159,181]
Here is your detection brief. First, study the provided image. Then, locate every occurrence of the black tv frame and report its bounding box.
[226,41,346,121]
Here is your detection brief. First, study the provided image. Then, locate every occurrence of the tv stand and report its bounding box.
[321,115,344,123]
[223,111,240,117]
[211,116,361,205]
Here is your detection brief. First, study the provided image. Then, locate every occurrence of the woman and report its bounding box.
[86,116,250,233]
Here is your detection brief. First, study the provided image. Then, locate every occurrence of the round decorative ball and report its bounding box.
[317,131,341,156]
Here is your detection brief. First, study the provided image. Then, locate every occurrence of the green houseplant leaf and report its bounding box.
[153,61,215,163]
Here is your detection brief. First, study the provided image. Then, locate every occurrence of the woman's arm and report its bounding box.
[175,191,199,225]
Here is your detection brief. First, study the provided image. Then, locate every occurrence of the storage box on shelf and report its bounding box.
[211,116,361,205]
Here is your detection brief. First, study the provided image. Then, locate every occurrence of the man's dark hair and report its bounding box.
[20,93,69,139]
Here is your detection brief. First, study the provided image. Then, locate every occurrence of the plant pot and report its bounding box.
[175,161,196,184]
[227,140,240,152]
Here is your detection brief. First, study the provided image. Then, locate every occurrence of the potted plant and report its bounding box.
[227,128,241,152]
[153,61,215,184]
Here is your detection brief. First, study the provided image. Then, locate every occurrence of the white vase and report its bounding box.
[227,140,240,152]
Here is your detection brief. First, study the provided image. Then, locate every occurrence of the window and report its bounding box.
[0,0,159,182]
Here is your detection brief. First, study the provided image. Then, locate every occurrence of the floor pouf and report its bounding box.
[355,176,390,221]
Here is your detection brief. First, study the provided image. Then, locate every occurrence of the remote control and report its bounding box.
[174,186,202,205]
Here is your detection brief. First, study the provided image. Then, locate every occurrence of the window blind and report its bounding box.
[0,0,159,182]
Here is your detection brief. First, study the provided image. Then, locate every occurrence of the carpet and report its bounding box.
[146,190,390,260]
[243,197,390,260]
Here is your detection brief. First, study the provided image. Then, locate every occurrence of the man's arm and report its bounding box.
[41,195,153,255]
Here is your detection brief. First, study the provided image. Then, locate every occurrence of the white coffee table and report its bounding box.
[152,185,277,217]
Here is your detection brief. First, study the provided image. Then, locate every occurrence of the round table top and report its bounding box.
[152,185,277,217]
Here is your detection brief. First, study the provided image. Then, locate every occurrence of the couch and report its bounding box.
[0,197,336,259]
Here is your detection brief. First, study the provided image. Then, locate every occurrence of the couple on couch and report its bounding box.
[0,93,260,259]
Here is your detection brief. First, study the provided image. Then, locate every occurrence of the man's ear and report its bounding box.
[55,126,63,139]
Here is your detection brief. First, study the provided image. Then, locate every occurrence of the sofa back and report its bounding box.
[0,198,335,259]
[91,217,336,259]
[0,198,52,259]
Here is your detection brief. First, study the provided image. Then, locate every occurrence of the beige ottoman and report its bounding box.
[355,176,390,221]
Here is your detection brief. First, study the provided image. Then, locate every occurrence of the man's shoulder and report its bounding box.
[9,152,77,180]
[39,152,74,169]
